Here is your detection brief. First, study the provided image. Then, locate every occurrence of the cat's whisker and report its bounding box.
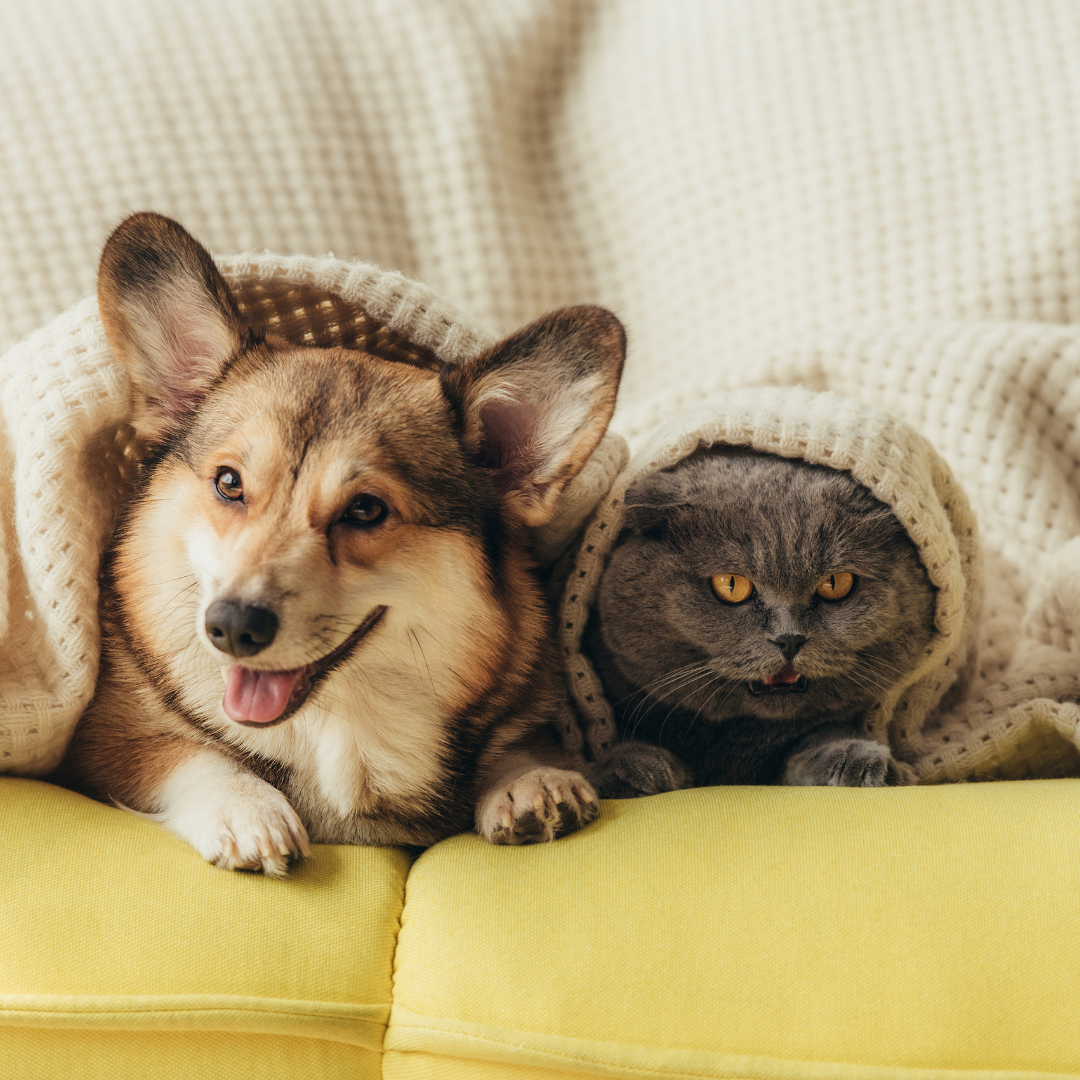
[625,663,715,702]
[687,675,732,730]
[652,669,720,702]
[704,678,745,721]
[654,675,724,747]
[618,665,718,737]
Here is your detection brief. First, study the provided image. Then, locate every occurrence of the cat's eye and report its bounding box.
[711,573,754,604]
[215,468,243,501]
[817,572,855,601]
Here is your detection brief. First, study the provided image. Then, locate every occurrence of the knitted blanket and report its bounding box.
[4,0,1080,778]
[557,384,1080,781]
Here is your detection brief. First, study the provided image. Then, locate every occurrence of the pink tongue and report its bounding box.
[766,665,801,686]
[223,667,300,724]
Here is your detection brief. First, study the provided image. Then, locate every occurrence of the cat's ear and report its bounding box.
[441,306,625,528]
[623,480,690,534]
[98,211,250,444]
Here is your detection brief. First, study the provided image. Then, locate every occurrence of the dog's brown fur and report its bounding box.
[57,213,624,875]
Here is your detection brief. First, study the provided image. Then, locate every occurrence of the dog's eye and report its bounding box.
[215,468,244,501]
[342,495,388,527]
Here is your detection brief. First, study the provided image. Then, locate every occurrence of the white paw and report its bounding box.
[478,767,599,845]
[156,753,310,877]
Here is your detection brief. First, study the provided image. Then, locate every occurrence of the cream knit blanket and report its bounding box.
[3,0,1080,778]
[604,327,1080,782]
[558,382,1080,784]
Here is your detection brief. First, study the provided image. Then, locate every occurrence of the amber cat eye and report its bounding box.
[816,572,854,600]
[711,573,754,603]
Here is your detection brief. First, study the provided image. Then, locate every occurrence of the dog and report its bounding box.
[57,212,625,875]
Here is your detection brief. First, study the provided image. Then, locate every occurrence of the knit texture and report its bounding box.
[561,370,1080,783]
[3,0,1080,776]
[6,0,1080,359]
[558,387,982,783]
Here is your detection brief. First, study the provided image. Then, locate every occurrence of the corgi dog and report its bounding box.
[58,212,624,875]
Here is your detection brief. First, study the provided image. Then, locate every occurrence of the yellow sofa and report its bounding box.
[3,775,1078,1079]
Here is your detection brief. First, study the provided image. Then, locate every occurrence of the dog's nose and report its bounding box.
[771,634,807,662]
[204,600,278,657]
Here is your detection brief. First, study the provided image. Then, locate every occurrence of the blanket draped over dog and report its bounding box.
[0,254,626,775]
[5,2,1080,781]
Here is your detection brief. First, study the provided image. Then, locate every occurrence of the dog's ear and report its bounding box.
[442,306,625,528]
[97,211,249,443]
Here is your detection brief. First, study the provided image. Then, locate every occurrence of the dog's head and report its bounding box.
[98,212,624,731]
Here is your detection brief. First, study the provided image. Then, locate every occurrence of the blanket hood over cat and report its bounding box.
[555,386,989,784]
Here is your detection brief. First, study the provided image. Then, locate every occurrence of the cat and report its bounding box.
[583,446,937,795]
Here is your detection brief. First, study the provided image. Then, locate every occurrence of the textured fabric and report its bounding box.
[0,1030,380,1080]
[558,386,984,781]
[383,1054,588,1079]
[5,0,1080,358]
[570,330,1080,783]
[0,778,408,1050]
[389,780,1080,1078]
[5,0,1080,777]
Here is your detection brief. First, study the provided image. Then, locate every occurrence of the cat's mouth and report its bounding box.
[748,665,809,694]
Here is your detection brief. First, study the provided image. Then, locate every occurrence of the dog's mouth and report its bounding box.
[748,665,809,695]
[222,606,387,727]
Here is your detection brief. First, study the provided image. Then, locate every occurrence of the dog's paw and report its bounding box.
[590,740,692,798]
[782,736,895,788]
[158,757,311,877]
[478,768,599,845]
[197,794,310,878]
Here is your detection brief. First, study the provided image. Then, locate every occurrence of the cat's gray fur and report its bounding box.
[584,447,936,795]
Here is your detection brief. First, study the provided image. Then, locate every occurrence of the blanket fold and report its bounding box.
[559,325,1080,783]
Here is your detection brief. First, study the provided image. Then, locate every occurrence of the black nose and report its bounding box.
[204,600,278,657]
[772,634,807,662]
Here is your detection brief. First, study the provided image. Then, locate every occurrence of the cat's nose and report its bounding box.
[771,634,807,662]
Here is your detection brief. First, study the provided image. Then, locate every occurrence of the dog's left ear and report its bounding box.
[441,306,625,528]
[97,211,250,444]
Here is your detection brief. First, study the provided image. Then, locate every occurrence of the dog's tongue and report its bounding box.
[766,665,802,686]
[223,667,299,724]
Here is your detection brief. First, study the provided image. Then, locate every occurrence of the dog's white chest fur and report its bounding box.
[225,654,449,821]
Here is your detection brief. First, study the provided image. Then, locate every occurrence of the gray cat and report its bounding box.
[584,447,936,795]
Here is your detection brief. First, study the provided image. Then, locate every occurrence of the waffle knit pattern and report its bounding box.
[560,384,1080,781]
[559,387,991,783]
[2,0,1080,777]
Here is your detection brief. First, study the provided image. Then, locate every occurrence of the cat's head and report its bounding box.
[594,447,936,723]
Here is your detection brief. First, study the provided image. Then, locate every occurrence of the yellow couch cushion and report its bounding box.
[388,780,1080,1079]
[0,778,409,1078]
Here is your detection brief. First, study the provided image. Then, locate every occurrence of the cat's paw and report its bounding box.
[157,757,311,877]
[478,768,599,845]
[591,740,692,798]
[781,734,895,788]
